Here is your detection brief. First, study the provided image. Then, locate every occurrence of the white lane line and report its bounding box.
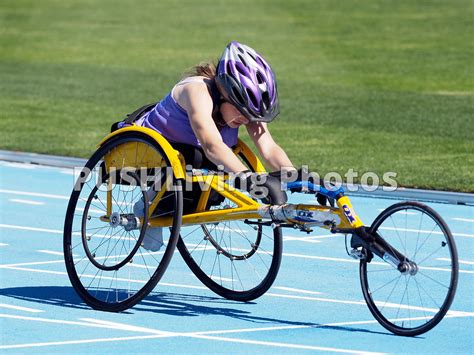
[0,224,130,242]
[0,224,62,235]
[76,207,105,214]
[420,266,474,274]
[452,218,474,223]
[0,334,168,350]
[214,226,249,233]
[193,318,381,336]
[151,282,207,290]
[9,199,45,206]
[79,318,174,335]
[3,266,67,276]
[208,275,234,282]
[266,292,367,307]
[379,226,474,238]
[377,209,417,215]
[438,257,474,265]
[0,304,44,313]
[446,310,474,317]
[0,313,156,330]
[282,253,358,263]
[3,162,36,169]
[2,250,165,268]
[302,235,337,239]
[0,161,70,171]
[0,260,64,268]
[372,301,441,315]
[283,236,322,243]
[0,189,129,208]
[0,243,8,247]
[273,286,322,295]
[186,334,385,354]
[37,250,64,256]
[0,189,69,200]
[0,313,234,342]
[1,265,208,291]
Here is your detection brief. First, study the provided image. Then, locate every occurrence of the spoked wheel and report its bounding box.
[360,201,458,336]
[177,192,282,302]
[64,133,183,312]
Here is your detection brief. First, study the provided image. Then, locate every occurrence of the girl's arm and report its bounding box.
[246,122,295,172]
[177,82,248,173]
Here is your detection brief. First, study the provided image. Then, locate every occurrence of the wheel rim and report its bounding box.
[361,203,458,335]
[178,196,281,300]
[80,171,148,271]
[64,135,182,310]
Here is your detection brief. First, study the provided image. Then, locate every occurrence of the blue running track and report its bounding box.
[0,160,473,353]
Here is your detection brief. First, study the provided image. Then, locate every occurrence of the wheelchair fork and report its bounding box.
[332,226,418,275]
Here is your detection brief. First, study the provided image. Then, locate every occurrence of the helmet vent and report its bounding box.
[247,51,257,62]
[261,91,270,109]
[236,63,247,76]
[255,56,267,70]
[256,72,264,84]
[237,54,247,67]
[231,87,245,105]
[226,62,232,75]
[246,88,258,108]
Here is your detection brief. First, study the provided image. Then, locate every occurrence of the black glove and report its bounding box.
[232,170,287,204]
[232,170,255,190]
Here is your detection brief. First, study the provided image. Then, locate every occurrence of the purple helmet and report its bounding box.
[215,41,279,122]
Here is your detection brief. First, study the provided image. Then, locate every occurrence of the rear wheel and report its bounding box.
[64,133,183,312]
[360,201,458,336]
[177,191,282,302]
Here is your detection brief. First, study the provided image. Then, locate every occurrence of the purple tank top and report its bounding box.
[134,80,238,148]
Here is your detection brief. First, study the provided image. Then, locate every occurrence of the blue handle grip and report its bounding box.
[286,181,344,199]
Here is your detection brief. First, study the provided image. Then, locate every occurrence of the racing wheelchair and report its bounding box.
[64,125,458,336]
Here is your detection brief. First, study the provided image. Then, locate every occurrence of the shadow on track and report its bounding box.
[0,286,90,311]
[0,286,394,336]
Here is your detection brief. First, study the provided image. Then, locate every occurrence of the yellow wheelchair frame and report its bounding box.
[98,125,363,231]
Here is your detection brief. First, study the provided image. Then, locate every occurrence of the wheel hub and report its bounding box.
[109,211,141,231]
[398,261,418,276]
[109,211,122,228]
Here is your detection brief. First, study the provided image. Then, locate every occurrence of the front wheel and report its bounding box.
[360,201,458,336]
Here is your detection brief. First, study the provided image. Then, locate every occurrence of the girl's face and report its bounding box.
[220,102,249,128]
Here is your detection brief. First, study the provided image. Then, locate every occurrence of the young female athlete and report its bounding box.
[134,41,294,175]
[130,41,296,250]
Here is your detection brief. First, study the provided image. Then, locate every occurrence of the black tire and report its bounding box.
[64,133,183,312]
[177,187,283,302]
[360,201,458,336]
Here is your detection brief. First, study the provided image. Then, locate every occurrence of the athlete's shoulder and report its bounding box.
[175,77,213,113]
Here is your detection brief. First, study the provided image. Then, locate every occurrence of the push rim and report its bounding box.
[80,171,148,271]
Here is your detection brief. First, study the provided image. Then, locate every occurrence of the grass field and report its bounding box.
[0,0,473,191]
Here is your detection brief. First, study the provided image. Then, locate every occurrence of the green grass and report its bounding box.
[0,0,473,191]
